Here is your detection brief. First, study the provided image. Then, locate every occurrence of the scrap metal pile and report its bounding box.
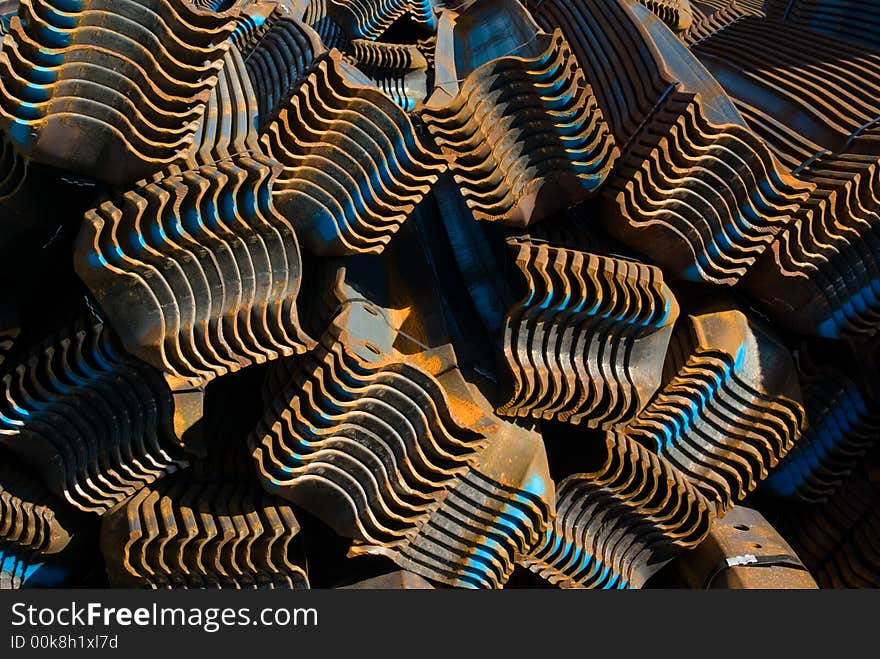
[0,0,878,589]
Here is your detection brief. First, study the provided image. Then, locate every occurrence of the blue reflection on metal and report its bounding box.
[764,381,871,497]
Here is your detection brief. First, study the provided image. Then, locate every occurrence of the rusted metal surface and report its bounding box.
[523,431,712,589]
[673,506,818,589]
[763,343,880,503]
[347,39,429,110]
[0,0,877,590]
[771,465,880,588]
[339,570,435,588]
[0,317,187,514]
[497,237,678,428]
[524,0,812,286]
[620,306,807,515]
[98,379,310,588]
[249,300,491,543]
[680,1,764,45]
[419,2,617,226]
[101,492,304,589]
[101,476,309,588]
[685,4,880,339]
[72,40,316,391]
[249,245,555,587]
[0,2,17,35]
[0,0,241,185]
[349,420,553,588]
[239,9,327,129]
[0,447,79,555]
[327,0,444,41]
[74,151,314,389]
[638,0,694,32]
[262,49,446,255]
[764,0,880,50]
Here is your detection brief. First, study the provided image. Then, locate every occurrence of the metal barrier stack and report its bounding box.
[262,50,446,255]
[523,433,712,588]
[0,319,187,514]
[764,344,880,502]
[420,2,617,226]
[620,307,807,514]
[0,447,86,587]
[497,237,678,428]
[0,0,241,184]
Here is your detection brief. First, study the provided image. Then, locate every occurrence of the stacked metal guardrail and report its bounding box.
[0,0,878,589]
